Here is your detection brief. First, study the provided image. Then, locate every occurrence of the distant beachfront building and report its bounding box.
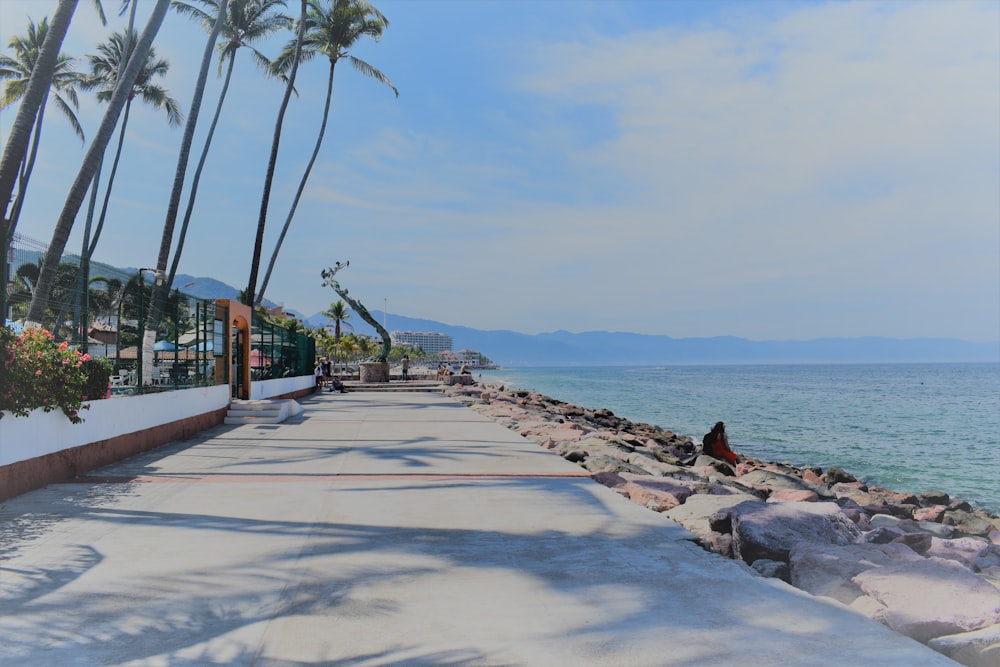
[391,331,453,355]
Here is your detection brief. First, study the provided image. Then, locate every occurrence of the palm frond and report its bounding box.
[348,56,397,97]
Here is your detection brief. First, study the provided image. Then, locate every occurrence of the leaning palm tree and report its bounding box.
[244,0,307,307]
[79,29,182,257]
[165,0,292,294]
[140,0,229,385]
[0,4,87,324]
[27,0,173,325]
[254,0,396,306]
[61,30,181,346]
[0,0,82,235]
[0,17,86,237]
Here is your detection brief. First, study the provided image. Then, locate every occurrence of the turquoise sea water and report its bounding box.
[480,363,1000,514]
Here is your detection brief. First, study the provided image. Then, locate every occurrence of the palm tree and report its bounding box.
[0,17,86,238]
[0,3,87,324]
[72,30,182,347]
[26,0,173,326]
[165,0,291,295]
[78,28,182,258]
[323,298,352,370]
[323,299,352,344]
[87,275,122,326]
[140,0,229,385]
[244,0,307,307]
[0,0,81,234]
[254,0,396,306]
[11,260,87,336]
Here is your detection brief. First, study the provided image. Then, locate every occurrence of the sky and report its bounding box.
[1,0,998,342]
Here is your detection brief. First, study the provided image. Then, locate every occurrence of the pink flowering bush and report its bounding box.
[0,326,110,424]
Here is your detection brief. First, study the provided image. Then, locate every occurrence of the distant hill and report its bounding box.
[8,251,996,365]
[172,274,278,310]
[305,310,1000,366]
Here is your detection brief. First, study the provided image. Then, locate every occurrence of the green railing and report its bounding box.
[4,232,315,396]
[251,313,316,381]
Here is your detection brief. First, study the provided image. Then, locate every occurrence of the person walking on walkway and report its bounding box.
[401,354,410,381]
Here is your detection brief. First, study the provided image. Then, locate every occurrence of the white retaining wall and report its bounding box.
[250,375,315,401]
[0,374,315,468]
[0,385,231,467]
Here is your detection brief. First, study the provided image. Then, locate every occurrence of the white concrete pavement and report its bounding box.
[0,390,958,666]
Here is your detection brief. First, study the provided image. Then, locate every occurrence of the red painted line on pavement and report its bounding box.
[63,471,593,484]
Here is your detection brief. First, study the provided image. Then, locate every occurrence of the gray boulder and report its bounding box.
[926,536,992,570]
[788,541,924,605]
[852,557,1000,643]
[581,455,648,475]
[730,501,862,565]
[928,623,1000,667]
[826,466,857,483]
[737,469,815,494]
[945,509,997,537]
[692,455,736,476]
[750,558,789,581]
[663,492,761,540]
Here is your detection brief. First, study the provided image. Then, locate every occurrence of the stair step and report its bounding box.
[225,399,304,425]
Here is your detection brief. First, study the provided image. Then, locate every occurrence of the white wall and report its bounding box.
[250,375,316,401]
[0,385,230,467]
[0,375,316,468]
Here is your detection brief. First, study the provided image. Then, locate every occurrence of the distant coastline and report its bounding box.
[168,274,998,366]
[307,308,998,367]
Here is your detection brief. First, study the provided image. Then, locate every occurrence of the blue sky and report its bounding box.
[2,0,998,342]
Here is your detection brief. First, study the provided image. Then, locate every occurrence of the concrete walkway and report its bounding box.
[0,391,957,666]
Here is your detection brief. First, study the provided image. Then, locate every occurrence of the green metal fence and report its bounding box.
[4,232,314,397]
[251,313,316,381]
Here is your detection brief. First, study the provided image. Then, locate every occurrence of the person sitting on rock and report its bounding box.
[702,421,738,464]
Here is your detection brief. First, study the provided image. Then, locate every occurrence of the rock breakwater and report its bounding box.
[445,382,1000,667]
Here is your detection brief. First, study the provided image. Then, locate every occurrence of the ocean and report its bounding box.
[479,363,1000,515]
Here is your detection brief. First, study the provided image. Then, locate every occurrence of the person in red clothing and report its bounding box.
[702,421,738,464]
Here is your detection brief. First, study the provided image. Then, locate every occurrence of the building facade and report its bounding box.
[390,331,453,355]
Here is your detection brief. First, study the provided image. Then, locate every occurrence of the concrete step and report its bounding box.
[340,381,444,393]
[225,399,304,425]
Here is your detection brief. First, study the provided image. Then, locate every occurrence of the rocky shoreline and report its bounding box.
[443,381,1000,667]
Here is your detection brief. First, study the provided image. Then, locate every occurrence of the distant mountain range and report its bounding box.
[31,263,993,365]
[297,309,999,367]
[162,274,1000,366]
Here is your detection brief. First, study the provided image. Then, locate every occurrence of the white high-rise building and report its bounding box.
[390,331,453,355]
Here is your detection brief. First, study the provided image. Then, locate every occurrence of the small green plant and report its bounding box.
[82,357,113,401]
[1,326,101,424]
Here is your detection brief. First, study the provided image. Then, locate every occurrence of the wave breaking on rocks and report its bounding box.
[444,382,1000,667]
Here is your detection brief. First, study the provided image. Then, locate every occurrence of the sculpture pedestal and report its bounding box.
[359,361,389,383]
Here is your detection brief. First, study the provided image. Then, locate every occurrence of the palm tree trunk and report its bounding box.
[0,0,77,324]
[255,62,337,307]
[74,155,103,347]
[166,52,238,292]
[0,0,78,227]
[78,98,132,349]
[79,3,139,343]
[87,99,132,257]
[7,97,50,239]
[27,0,172,325]
[245,0,308,307]
[141,0,228,383]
